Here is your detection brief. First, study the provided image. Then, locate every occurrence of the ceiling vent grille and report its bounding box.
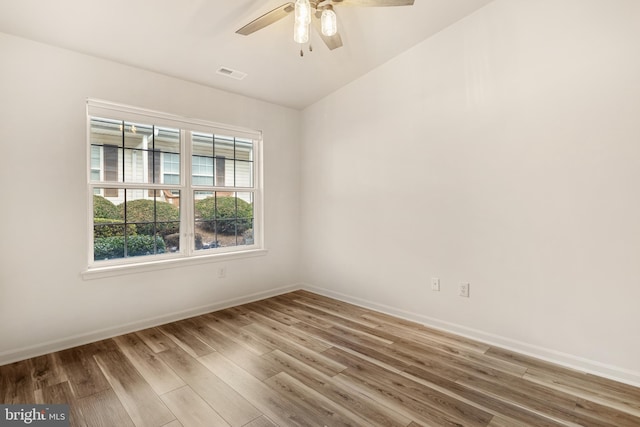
[216,67,247,80]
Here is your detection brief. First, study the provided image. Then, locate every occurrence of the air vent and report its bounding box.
[216,67,247,80]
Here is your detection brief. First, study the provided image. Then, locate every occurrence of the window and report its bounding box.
[87,100,262,270]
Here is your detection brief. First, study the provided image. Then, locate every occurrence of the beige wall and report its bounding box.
[2,0,640,387]
[300,0,640,385]
[0,32,301,362]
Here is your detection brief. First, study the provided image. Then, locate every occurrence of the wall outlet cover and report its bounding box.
[459,283,470,297]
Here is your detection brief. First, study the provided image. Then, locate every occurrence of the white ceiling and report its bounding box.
[0,0,493,109]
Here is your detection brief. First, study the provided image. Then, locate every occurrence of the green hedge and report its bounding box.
[194,196,252,234]
[119,199,179,236]
[94,235,166,260]
[93,218,137,239]
[164,232,203,251]
[93,195,119,219]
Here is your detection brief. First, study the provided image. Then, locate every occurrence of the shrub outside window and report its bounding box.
[87,100,262,269]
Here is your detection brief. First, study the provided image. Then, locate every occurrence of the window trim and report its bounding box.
[84,99,264,276]
[81,248,268,280]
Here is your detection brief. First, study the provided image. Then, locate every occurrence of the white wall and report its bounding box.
[0,33,301,362]
[300,0,640,385]
[2,0,640,387]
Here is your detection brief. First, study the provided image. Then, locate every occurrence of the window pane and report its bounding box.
[163,152,180,185]
[122,148,148,183]
[191,134,254,189]
[123,122,153,149]
[235,138,254,161]
[93,188,123,216]
[192,155,214,187]
[194,191,216,250]
[93,188,125,260]
[235,160,253,188]
[234,138,254,188]
[164,174,180,185]
[157,127,180,184]
[101,144,120,184]
[90,118,123,183]
[192,132,214,187]
[237,192,254,246]
[90,118,122,148]
[124,188,180,234]
[216,137,233,187]
[213,156,224,186]
[93,188,180,261]
[215,135,234,159]
[121,123,180,184]
[90,145,101,171]
[193,132,213,156]
[124,122,151,183]
[193,191,253,250]
[156,127,180,154]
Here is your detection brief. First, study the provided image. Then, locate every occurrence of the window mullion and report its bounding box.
[253,135,263,249]
[182,130,193,257]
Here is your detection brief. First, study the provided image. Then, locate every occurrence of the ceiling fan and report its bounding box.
[236,0,415,53]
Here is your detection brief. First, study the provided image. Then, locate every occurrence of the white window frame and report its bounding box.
[83,99,265,279]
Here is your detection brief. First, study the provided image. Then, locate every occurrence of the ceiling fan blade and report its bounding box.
[236,3,295,36]
[334,0,414,6]
[311,16,343,50]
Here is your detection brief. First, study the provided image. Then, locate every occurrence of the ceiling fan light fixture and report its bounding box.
[294,0,311,24]
[321,6,337,37]
[293,19,309,44]
[237,0,414,52]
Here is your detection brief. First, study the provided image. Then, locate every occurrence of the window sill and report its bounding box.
[81,248,268,280]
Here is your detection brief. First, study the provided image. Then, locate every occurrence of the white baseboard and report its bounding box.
[4,282,639,388]
[301,283,640,388]
[0,283,301,366]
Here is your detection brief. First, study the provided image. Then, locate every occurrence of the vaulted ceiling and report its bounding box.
[0,0,493,109]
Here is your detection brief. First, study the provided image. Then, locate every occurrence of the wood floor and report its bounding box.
[1,290,639,427]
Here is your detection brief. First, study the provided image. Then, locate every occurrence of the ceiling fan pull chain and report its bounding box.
[300,48,304,57]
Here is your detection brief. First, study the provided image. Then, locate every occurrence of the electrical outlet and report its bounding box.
[431,278,440,291]
[217,267,226,278]
[459,283,470,297]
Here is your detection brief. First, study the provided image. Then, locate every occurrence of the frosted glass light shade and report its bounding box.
[321,9,337,36]
[294,0,311,24]
[294,20,309,44]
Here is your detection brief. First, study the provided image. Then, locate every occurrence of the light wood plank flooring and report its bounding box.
[1,290,639,426]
